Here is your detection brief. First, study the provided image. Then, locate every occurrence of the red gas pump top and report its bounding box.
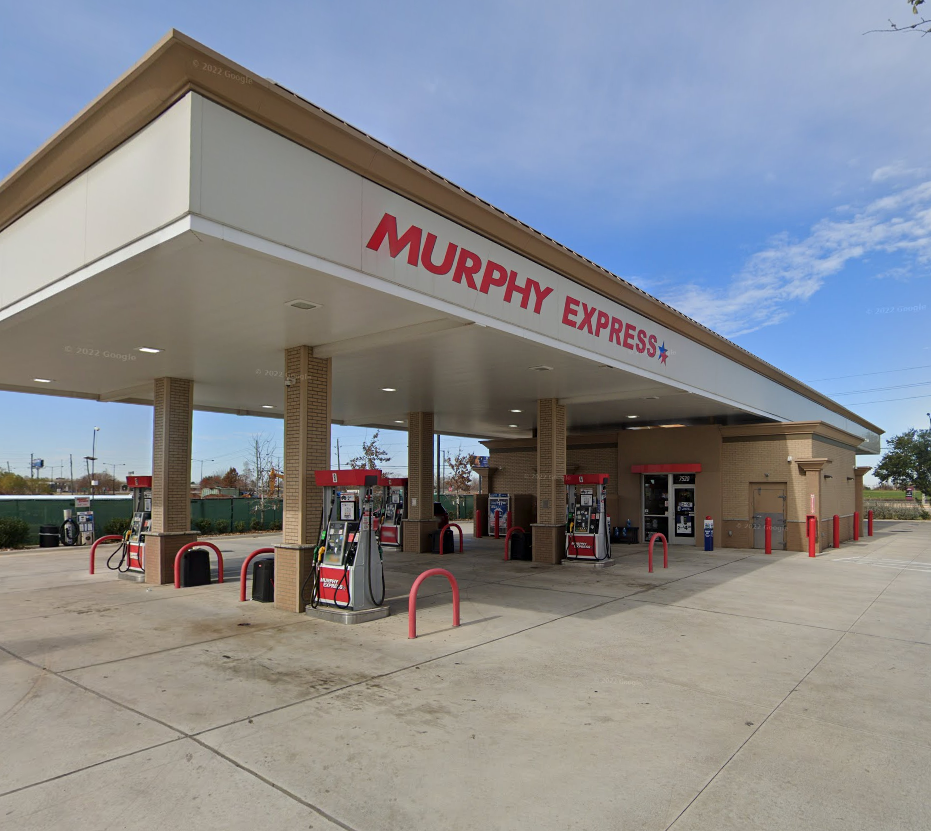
[126,475,152,489]
[378,477,408,487]
[563,474,609,485]
[314,469,384,486]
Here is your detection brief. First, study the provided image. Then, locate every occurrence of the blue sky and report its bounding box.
[1,0,929,485]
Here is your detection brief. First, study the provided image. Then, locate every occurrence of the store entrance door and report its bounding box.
[642,474,669,540]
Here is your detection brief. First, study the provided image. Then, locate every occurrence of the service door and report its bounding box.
[752,483,786,550]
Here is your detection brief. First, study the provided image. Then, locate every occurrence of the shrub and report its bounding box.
[250,517,264,532]
[868,505,930,521]
[234,521,247,534]
[103,517,132,536]
[268,520,282,531]
[194,518,215,535]
[0,517,31,549]
[214,520,230,534]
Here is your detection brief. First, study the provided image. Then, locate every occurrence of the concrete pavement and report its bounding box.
[1,522,929,830]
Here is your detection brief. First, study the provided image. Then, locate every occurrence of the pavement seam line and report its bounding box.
[185,735,363,831]
[0,737,184,801]
[663,537,916,830]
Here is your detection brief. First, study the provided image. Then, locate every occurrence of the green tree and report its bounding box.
[873,428,931,496]
[349,431,391,470]
[0,472,53,495]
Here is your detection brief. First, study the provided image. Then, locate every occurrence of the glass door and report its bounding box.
[673,485,695,543]
[642,474,669,539]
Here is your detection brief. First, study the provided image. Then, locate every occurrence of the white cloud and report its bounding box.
[655,180,931,338]
[871,162,927,183]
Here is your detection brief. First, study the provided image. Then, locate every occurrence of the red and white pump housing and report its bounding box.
[565,474,611,561]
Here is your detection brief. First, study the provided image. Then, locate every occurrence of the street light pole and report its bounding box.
[192,458,215,484]
[90,427,100,497]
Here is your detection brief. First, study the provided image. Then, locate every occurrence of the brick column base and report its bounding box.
[144,532,198,585]
[402,519,437,553]
[532,523,565,565]
[274,544,316,613]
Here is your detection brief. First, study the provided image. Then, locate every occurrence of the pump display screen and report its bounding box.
[339,498,356,521]
[323,522,352,564]
[580,490,593,507]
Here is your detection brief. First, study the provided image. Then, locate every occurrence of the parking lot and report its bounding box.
[1,522,929,830]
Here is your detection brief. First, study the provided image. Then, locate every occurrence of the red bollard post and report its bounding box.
[494,510,501,539]
[868,510,873,537]
[833,514,840,549]
[506,511,512,533]
[853,511,860,542]
[807,515,817,558]
[474,510,483,538]
[764,517,772,555]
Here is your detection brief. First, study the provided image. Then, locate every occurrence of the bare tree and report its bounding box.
[247,434,279,522]
[868,0,931,35]
[444,448,475,494]
[349,431,391,470]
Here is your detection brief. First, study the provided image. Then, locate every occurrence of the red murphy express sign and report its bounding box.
[366,213,670,366]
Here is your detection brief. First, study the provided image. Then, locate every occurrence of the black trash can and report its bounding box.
[39,524,60,548]
[509,530,532,561]
[251,557,275,602]
[431,527,454,554]
[180,548,211,587]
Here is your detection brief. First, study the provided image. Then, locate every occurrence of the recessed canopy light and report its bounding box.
[627,415,638,419]
[287,299,321,311]
[508,424,519,428]
[261,405,274,409]
[381,387,397,392]
[33,378,53,383]
[529,365,553,372]
[394,420,405,424]
[136,347,162,354]
[510,409,522,413]
[644,395,660,400]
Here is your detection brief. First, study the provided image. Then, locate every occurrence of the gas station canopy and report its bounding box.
[0,31,880,451]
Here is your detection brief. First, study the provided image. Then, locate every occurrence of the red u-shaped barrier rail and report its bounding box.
[437,523,463,554]
[504,527,525,561]
[868,509,874,536]
[764,517,772,555]
[648,532,668,573]
[239,547,275,601]
[174,541,224,588]
[89,535,124,575]
[408,568,461,639]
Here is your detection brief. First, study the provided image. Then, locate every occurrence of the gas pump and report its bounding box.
[125,475,152,575]
[107,476,151,576]
[308,470,386,613]
[565,474,611,561]
[377,477,407,547]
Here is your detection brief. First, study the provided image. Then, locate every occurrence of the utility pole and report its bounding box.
[435,433,441,501]
[30,453,34,479]
[69,454,74,493]
[336,439,341,470]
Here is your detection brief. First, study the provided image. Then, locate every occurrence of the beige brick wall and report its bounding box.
[407,412,434,521]
[151,377,193,534]
[814,439,856,545]
[536,399,566,524]
[277,346,331,613]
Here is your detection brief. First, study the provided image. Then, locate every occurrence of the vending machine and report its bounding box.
[488,493,509,538]
[565,474,611,561]
[309,470,386,614]
[377,477,407,547]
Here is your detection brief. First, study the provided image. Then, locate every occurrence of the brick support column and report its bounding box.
[796,459,827,554]
[147,377,196,585]
[532,398,566,564]
[275,346,331,612]
[404,412,435,553]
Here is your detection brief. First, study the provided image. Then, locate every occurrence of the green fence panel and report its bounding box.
[435,494,475,520]
[0,497,285,545]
